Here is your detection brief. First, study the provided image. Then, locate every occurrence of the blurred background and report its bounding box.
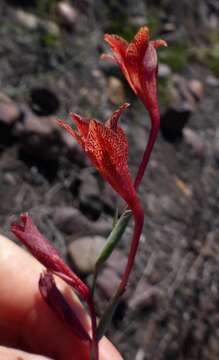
[0,0,219,359]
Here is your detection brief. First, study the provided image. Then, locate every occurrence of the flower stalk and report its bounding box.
[97,202,144,340]
[134,105,160,189]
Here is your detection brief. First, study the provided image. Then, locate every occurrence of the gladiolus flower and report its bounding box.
[58,103,140,214]
[102,26,167,119]
[102,27,167,189]
[59,104,144,301]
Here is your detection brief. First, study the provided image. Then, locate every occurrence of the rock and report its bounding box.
[53,206,112,239]
[0,101,20,126]
[136,349,146,360]
[55,2,77,29]
[107,249,127,276]
[158,63,171,78]
[0,94,21,144]
[99,60,122,78]
[53,206,98,236]
[0,93,14,104]
[3,173,17,186]
[54,207,93,235]
[162,22,176,34]
[41,20,60,37]
[188,79,204,101]
[61,131,89,167]
[101,182,120,215]
[15,9,39,30]
[160,75,198,142]
[96,267,121,298]
[128,280,161,311]
[78,169,102,220]
[169,74,197,110]
[15,10,60,36]
[17,112,58,136]
[206,75,219,87]
[68,235,106,274]
[15,109,62,161]
[29,87,60,116]
[132,125,148,153]
[183,127,205,157]
[160,104,192,142]
[107,76,126,105]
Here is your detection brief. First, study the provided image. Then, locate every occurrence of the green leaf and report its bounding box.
[95,210,132,270]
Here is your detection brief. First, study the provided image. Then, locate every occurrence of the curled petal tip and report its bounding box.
[119,102,130,110]
[106,102,130,130]
[100,53,115,62]
[153,39,168,48]
[103,33,128,52]
[69,112,80,120]
[134,26,150,42]
[103,33,113,41]
[58,119,76,136]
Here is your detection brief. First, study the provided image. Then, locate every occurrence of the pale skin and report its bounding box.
[0,235,123,360]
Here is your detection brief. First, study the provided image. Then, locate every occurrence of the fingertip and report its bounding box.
[99,337,124,360]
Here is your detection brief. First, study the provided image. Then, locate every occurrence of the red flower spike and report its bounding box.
[102,27,167,189]
[11,213,89,300]
[58,103,139,213]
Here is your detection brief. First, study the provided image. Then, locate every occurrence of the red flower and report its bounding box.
[11,213,92,344]
[59,103,144,313]
[11,213,89,299]
[58,103,140,213]
[102,26,166,119]
[102,27,167,189]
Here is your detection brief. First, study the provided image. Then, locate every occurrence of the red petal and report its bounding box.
[39,271,91,343]
[58,119,85,148]
[11,214,89,299]
[85,120,105,170]
[106,102,130,130]
[104,34,134,93]
[142,42,158,73]
[69,113,90,139]
[152,39,167,49]
[138,42,159,111]
[124,27,149,96]
[85,120,137,209]
[100,53,115,62]
[131,26,149,60]
[104,34,128,58]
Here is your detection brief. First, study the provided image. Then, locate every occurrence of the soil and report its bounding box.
[1,1,219,360]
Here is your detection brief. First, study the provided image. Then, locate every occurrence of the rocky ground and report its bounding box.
[1,1,219,359]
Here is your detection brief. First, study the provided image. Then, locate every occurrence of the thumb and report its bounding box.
[0,346,52,360]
